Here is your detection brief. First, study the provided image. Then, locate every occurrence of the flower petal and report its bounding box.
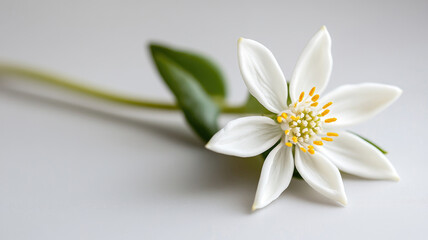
[317,131,399,180]
[238,38,288,113]
[206,116,282,157]
[289,26,332,102]
[252,143,294,210]
[295,149,347,205]
[320,83,402,129]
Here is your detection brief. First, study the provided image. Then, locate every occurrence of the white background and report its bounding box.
[0,0,427,239]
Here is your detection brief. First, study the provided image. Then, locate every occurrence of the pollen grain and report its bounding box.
[309,87,316,96]
[299,92,305,102]
[311,94,319,102]
[323,102,332,109]
[325,118,337,123]
[321,109,330,116]
[327,132,339,137]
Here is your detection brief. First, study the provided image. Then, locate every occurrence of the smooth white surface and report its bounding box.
[238,38,288,113]
[253,142,293,210]
[320,83,402,129]
[318,131,399,180]
[289,26,332,102]
[206,116,282,158]
[294,145,347,205]
[0,0,427,239]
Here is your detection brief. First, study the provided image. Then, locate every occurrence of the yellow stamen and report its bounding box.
[299,92,305,102]
[294,102,297,108]
[307,145,314,149]
[310,102,318,107]
[321,137,333,142]
[321,109,330,116]
[277,116,283,123]
[313,141,324,146]
[308,148,315,155]
[327,132,339,137]
[323,102,332,109]
[325,118,337,123]
[285,129,290,135]
[292,136,298,143]
[285,142,293,147]
[291,116,299,121]
[309,87,316,96]
[281,113,288,119]
[311,94,319,102]
[300,147,307,153]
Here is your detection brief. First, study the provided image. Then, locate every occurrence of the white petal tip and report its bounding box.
[251,204,257,211]
[338,197,348,206]
[252,202,267,211]
[391,174,400,182]
[382,171,400,181]
[396,86,403,94]
[205,142,215,152]
[238,37,252,45]
[388,85,403,97]
[321,25,328,31]
[381,85,403,102]
[205,141,221,154]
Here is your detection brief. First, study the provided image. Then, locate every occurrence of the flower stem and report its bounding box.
[219,105,247,114]
[0,63,245,113]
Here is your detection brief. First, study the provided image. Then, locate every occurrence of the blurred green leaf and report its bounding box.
[151,52,220,142]
[243,95,271,114]
[349,131,388,154]
[242,82,289,115]
[150,43,226,99]
[292,168,303,179]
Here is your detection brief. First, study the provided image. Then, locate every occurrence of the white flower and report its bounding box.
[206,26,402,210]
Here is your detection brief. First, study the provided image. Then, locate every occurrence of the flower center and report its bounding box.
[276,87,339,154]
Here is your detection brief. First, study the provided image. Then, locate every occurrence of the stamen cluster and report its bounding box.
[276,87,339,154]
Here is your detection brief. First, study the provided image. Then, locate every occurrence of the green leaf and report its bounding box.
[151,52,220,142]
[349,131,388,154]
[243,95,271,114]
[149,43,227,99]
[292,168,303,179]
[242,82,290,115]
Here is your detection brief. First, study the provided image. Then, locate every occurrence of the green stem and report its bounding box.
[220,105,247,114]
[0,64,245,113]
